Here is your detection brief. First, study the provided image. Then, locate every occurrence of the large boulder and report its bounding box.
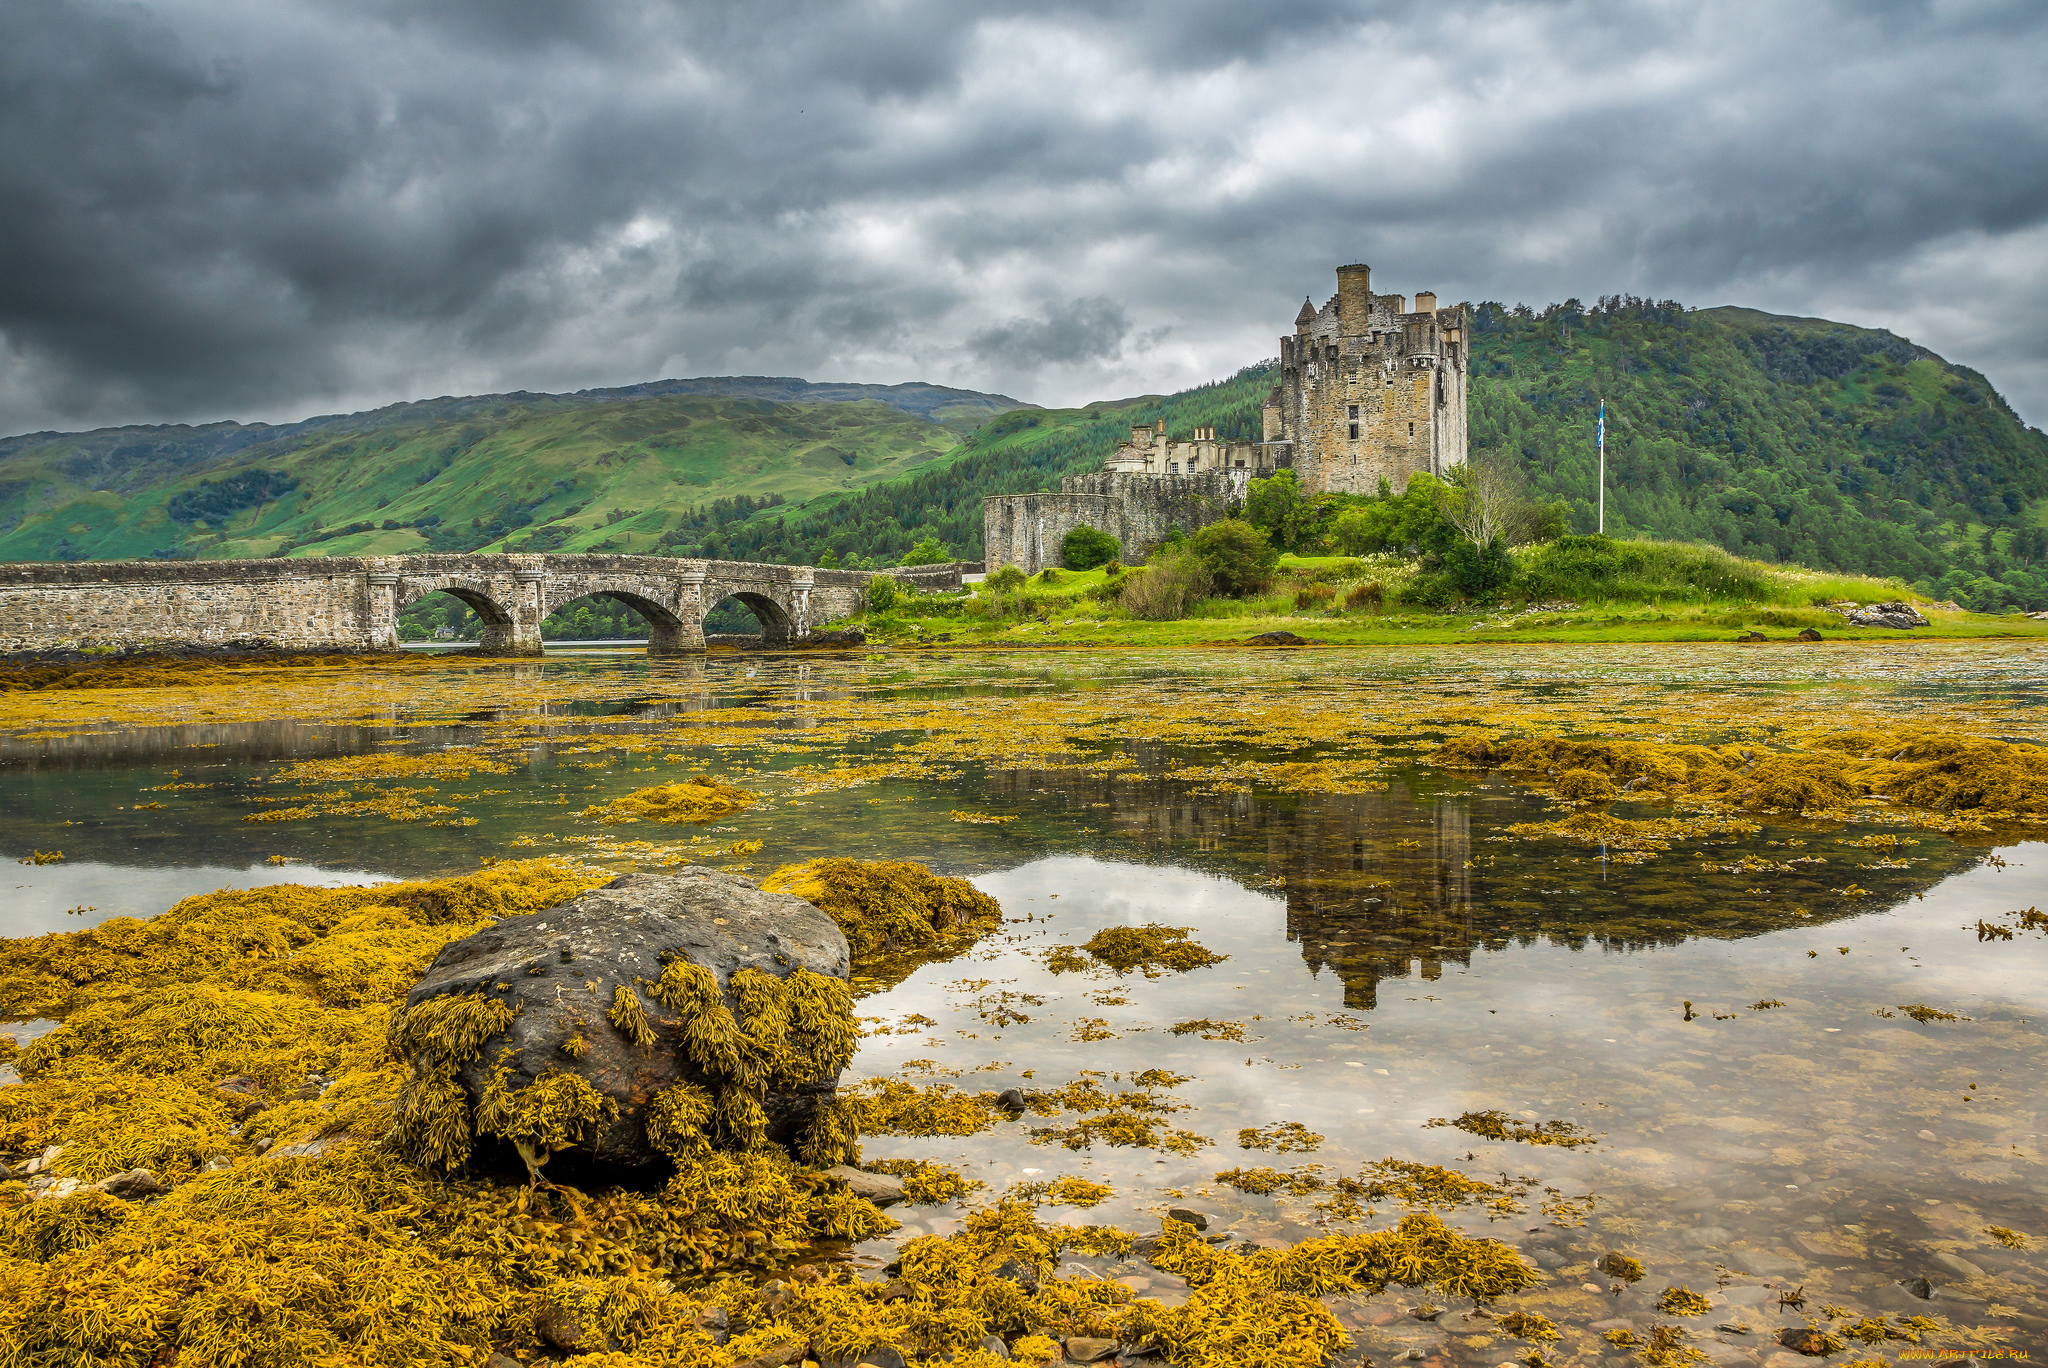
[1847,600,1929,629]
[389,867,854,1174]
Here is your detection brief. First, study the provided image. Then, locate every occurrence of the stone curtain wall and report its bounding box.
[0,554,927,657]
[983,492,1123,577]
[982,470,1247,573]
[0,558,381,656]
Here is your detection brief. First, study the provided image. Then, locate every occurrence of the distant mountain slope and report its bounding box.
[0,377,1030,562]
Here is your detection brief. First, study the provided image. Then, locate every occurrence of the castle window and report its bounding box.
[1346,405,1358,420]
[1169,461,1180,474]
[1408,422,1414,436]
[1348,423,1359,439]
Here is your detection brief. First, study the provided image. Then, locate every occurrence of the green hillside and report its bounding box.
[1470,298,2048,611]
[0,379,1027,562]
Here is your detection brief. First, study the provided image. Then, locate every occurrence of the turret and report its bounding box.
[1336,264,1372,333]
[1294,297,1316,335]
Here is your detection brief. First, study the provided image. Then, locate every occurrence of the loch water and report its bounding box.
[4,645,2045,1365]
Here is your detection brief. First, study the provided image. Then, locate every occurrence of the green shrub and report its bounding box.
[1188,520,1278,596]
[1059,524,1121,571]
[985,565,1027,590]
[1101,559,1123,577]
[1244,470,1326,552]
[1294,583,1336,609]
[1120,546,1211,620]
[1036,568,1064,584]
[1327,475,1454,557]
[1397,571,1460,609]
[1515,535,1776,604]
[1089,572,1133,603]
[898,536,950,567]
[865,576,901,615]
[1447,539,1517,597]
[1345,581,1384,611]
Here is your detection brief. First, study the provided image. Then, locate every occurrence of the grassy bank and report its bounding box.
[849,541,2048,647]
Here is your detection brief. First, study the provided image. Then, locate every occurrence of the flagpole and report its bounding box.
[1597,399,1606,535]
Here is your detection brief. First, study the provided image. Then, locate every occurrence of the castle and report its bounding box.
[984,265,1468,573]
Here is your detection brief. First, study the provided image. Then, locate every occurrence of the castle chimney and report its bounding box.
[1156,419,1165,435]
[1415,292,1437,314]
[1336,263,1372,332]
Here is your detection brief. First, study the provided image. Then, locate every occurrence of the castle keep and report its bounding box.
[984,265,1467,572]
[1266,263,1469,494]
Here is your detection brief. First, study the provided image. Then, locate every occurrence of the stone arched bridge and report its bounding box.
[0,554,968,657]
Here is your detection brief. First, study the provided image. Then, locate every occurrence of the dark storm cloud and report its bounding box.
[969,298,1131,369]
[2,0,2046,434]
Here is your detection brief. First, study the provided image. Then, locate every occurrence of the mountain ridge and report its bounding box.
[0,375,1033,482]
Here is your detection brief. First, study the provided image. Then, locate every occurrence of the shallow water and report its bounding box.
[4,645,2045,1365]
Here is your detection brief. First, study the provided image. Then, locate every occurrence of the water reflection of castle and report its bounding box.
[986,767,1476,1010]
[1122,782,1475,1011]
[987,759,1982,1012]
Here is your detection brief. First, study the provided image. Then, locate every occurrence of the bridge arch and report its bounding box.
[705,589,796,643]
[395,580,519,653]
[703,574,806,644]
[539,584,691,653]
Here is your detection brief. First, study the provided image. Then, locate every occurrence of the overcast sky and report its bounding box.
[3,0,2045,437]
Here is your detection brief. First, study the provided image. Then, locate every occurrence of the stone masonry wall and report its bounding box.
[982,471,1248,574]
[0,558,379,656]
[0,554,928,658]
[982,492,1123,577]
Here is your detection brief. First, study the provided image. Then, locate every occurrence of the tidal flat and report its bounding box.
[2,643,2045,1367]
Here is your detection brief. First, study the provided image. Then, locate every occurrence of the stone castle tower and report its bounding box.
[1262,264,1468,493]
[982,264,1468,572]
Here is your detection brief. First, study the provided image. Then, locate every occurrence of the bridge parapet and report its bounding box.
[0,552,930,657]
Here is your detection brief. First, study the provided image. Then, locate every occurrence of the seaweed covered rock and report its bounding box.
[388,867,859,1176]
[762,859,1001,981]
